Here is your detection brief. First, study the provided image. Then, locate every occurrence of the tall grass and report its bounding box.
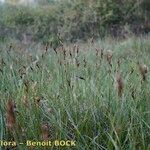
[0,36,150,150]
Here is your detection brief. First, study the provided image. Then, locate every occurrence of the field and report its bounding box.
[0,36,150,150]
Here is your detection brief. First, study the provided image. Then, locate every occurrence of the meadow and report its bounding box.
[0,36,150,150]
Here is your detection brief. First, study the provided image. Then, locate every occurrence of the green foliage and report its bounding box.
[141,0,150,15]
[0,0,149,44]
[0,36,150,150]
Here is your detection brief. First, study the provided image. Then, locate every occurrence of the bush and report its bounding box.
[0,0,149,44]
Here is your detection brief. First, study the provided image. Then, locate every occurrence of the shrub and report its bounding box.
[0,0,149,44]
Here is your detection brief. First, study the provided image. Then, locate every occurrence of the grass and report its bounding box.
[0,36,150,150]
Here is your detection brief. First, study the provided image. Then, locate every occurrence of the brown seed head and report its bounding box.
[115,70,124,98]
[139,64,148,81]
[100,49,104,59]
[76,45,79,54]
[106,50,113,66]
[22,95,28,107]
[34,96,41,105]
[95,48,99,56]
[41,123,49,141]
[115,126,122,135]
[6,99,16,130]
[83,57,87,67]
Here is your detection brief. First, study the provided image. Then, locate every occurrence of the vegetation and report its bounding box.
[0,0,150,150]
[0,36,150,149]
[0,0,149,44]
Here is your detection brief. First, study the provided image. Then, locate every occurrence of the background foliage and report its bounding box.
[0,0,149,44]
